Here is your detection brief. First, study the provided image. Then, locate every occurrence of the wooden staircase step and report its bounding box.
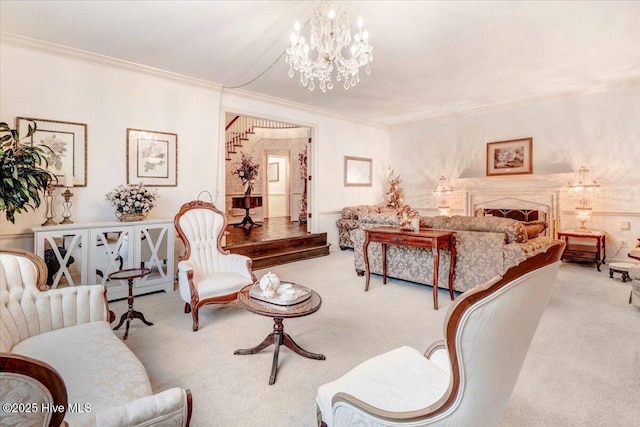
[250,244,330,269]
[225,233,330,269]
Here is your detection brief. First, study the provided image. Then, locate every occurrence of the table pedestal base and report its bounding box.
[234,318,324,385]
[112,277,154,340]
[232,211,262,229]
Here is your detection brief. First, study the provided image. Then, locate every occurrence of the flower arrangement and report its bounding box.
[232,152,260,195]
[105,183,158,219]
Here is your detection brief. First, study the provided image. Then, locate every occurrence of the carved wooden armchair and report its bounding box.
[174,200,256,331]
[316,242,565,426]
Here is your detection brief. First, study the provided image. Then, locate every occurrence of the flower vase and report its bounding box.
[243,181,252,196]
[117,212,147,222]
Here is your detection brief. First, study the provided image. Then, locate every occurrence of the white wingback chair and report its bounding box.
[317,242,565,427]
[174,200,256,331]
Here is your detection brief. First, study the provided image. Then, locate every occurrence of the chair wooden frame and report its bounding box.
[319,241,565,426]
[0,353,69,427]
[174,200,256,331]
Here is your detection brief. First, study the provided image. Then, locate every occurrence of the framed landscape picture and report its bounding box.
[486,138,533,176]
[16,117,88,186]
[127,128,178,186]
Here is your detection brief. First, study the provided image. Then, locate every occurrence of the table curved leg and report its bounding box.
[283,333,325,360]
[113,312,128,331]
[234,332,275,355]
[132,310,154,326]
[269,333,281,385]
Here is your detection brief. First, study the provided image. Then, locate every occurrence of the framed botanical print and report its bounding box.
[16,117,88,186]
[486,138,533,176]
[127,128,178,186]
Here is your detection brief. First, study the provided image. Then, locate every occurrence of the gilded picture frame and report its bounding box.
[16,117,88,187]
[127,128,178,186]
[486,138,533,176]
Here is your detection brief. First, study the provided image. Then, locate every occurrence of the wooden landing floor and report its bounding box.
[224,217,307,247]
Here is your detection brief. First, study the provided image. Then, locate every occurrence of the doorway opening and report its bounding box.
[223,113,311,247]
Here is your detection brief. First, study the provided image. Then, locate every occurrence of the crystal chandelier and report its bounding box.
[285,1,373,92]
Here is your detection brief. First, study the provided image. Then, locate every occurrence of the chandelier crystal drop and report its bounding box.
[285,1,373,92]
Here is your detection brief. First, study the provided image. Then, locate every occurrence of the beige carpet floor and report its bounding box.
[110,251,640,427]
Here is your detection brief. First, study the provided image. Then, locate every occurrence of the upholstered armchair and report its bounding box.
[174,200,257,331]
[316,241,565,426]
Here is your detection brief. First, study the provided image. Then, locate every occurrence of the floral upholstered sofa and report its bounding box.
[0,249,192,426]
[336,205,401,250]
[351,214,558,293]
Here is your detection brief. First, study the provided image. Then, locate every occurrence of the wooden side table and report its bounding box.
[363,227,456,310]
[231,195,263,229]
[557,229,606,271]
[109,267,153,340]
[233,284,324,385]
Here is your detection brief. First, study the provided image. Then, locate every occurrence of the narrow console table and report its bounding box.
[557,229,606,271]
[231,195,263,229]
[363,227,456,310]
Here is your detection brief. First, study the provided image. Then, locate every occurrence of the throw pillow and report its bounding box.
[522,220,548,239]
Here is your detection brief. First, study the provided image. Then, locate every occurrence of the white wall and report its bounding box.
[0,38,391,251]
[390,83,640,257]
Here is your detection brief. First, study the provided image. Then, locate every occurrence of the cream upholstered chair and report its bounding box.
[174,200,256,331]
[316,241,565,427]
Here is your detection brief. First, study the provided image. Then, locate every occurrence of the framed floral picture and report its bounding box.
[127,128,177,186]
[16,117,88,186]
[486,138,533,176]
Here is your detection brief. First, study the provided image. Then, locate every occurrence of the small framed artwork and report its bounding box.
[344,156,373,187]
[486,138,533,176]
[127,128,178,186]
[268,162,279,182]
[16,117,88,186]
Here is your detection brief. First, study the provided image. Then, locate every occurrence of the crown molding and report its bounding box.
[0,32,223,91]
[1,32,390,131]
[395,77,640,128]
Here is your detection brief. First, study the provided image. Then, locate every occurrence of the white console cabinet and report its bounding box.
[33,220,175,301]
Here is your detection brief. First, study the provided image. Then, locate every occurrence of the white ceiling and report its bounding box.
[1,1,639,126]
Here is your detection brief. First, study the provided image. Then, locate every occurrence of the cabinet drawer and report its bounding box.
[563,250,597,259]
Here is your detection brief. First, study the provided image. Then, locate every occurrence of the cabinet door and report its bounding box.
[136,223,175,292]
[34,229,88,288]
[89,225,134,290]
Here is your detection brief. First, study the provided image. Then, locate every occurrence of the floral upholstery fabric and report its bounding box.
[0,372,54,426]
[446,215,528,243]
[336,206,396,249]
[13,321,152,423]
[353,225,506,292]
[352,216,558,293]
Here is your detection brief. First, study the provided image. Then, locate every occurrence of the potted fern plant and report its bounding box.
[0,121,55,223]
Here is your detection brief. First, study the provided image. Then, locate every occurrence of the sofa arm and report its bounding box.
[94,388,192,427]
